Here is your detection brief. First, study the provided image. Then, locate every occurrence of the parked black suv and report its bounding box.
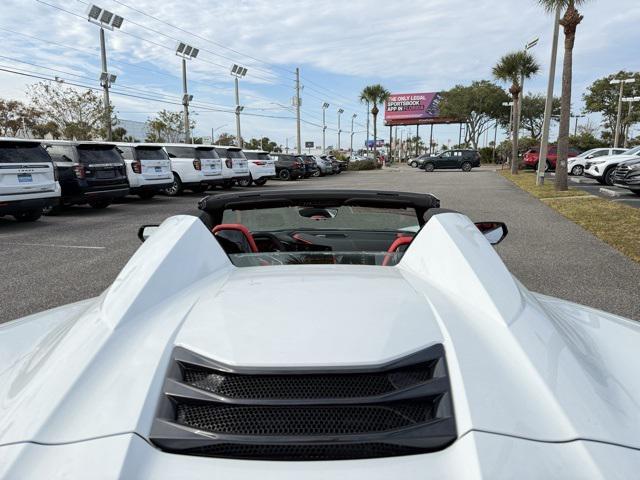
[270,154,305,180]
[420,149,481,172]
[299,155,319,178]
[45,141,129,210]
[612,158,640,196]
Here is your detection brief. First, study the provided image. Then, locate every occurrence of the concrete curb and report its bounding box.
[599,187,621,198]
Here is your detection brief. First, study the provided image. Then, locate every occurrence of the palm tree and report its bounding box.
[493,52,540,174]
[359,85,390,162]
[539,0,588,190]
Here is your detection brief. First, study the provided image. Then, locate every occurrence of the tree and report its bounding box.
[583,71,640,145]
[244,137,279,152]
[0,99,45,138]
[439,81,510,149]
[359,84,391,160]
[538,0,589,190]
[493,51,540,174]
[112,127,128,142]
[520,93,560,139]
[27,82,112,140]
[568,130,608,151]
[145,110,194,143]
[215,132,236,146]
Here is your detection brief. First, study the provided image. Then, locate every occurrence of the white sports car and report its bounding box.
[1,190,639,478]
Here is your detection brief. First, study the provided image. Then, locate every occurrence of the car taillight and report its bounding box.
[225,159,233,168]
[193,159,202,171]
[52,164,58,181]
[73,164,85,179]
[253,161,266,166]
[132,160,142,174]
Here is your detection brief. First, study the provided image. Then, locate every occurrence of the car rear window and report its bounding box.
[0,142,52,163]
[136,146,168,160]
[165,146,197,158]
[196,148,219,159]
[77,145,123,164]
[215,148,245,159]
[244,152,271,161]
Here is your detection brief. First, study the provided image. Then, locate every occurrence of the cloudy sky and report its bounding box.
[1,0,639,148]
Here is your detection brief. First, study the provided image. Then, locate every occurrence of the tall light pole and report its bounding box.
[337,108,344,150]
[230,64,248,148]
[87,4,123,141]
[537,6,561,185]
[350,113,357,154]
[366,100,370,154]
[571,114,586,136]
[295,67,302,154]
[518,37,539,137]
[622,96,640,148]
[611,77,636,148]
[211,124,228,144]
[322,102,330,153]
[175,42,199,143]
[502,101,514,165]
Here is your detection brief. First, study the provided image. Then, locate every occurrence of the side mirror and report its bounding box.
[475,222,508,245]
[138,225,160,242]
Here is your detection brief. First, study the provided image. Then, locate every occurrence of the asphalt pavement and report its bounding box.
[1,166,639,323]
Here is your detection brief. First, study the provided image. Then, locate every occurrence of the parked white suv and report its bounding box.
[584,146,640,185]
[0,138,60,222]
[113,143,173,199]
[161,144,223,195]
[213,145,250,189]
[568,147,626,176]
[241,149,276,186]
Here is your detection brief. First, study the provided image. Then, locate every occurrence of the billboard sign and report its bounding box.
[366,139,385,148]
[384,92,443,125]
[304,141,315,148]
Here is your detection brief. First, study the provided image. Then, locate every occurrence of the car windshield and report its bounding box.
[623,146,640,156]
[0,143,51,163]
[577,148,598,158]
[218,205,421,267]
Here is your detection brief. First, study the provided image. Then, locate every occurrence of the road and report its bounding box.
[1,166,639,323]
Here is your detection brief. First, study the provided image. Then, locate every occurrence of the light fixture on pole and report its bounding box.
[322,102,330,153]
[230,64,248,148]
[350,113,357,155]
[611,77,636,148]
[87,4,124,141]
[337,108,344,150]
[570,114,586,136]
[517,37,539,136]
[622,96,640,147]
[176,42,199,144]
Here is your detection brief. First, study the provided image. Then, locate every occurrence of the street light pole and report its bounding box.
[175,42,199,144]
[518,37,539,138]
[572,114,585,136]
[295,67,302,154]
[230,64,248,148]
[611,77,636,148]
[622,96,640,148]
[337,109,344,150]
[350,113,357,154]
[366,100,370,154]
[87,5,124,142]
[537,6,561,185]
[322,102,329,153]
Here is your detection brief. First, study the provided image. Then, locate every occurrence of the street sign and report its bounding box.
[305,141,314,148]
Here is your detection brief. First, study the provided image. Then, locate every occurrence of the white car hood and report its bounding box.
[1,214,640,459]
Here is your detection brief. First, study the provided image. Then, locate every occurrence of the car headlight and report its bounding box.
[629,163,640,170]
[589,160,606,165]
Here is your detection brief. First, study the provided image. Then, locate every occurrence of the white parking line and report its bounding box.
[0,242,106,250]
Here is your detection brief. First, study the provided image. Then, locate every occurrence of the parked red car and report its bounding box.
[522,146,581,171]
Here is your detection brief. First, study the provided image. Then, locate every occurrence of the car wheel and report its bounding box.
[14,210,42,222]
[164,175,183,196]
[312,169,320,177]
[461,161,472,172]
[410,161,418,168]
[278,169,291,181]
[138,191,155,200]
[424,163,435,172]
[221,180,234,190]
[571,165,584,176]
[237,175,253,187]
[89,200,111,209]
[604,167,615,186]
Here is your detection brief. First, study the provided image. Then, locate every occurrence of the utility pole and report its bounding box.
[416,124,420,157]
[622,96,640,148]
[181,58,191,143]
[366,100,370,154]
[322,102,329,153]
[429,124,434,154]
[492,120,498,163]
[611,77,636,148]
[295,67,302,154]
[537,6,560,185]
[572,114,585,136]
[337,109,344,150]
[350,113,357,154]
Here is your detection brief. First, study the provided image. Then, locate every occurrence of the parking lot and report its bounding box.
[1,166,639,323]
[568,175,640,208]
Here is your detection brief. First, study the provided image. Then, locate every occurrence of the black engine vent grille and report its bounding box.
[150,345,456,461]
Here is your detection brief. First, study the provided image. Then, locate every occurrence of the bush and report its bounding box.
[478,147,495,163]
[348,160,379,171]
